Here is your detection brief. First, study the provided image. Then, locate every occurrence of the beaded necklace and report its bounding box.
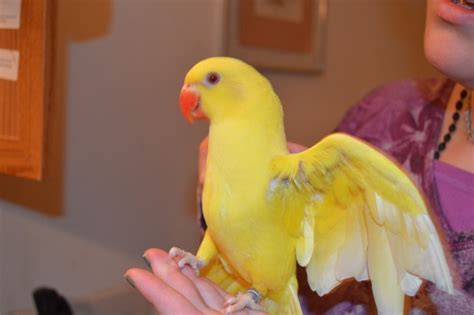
[434,88,473,159]
[466,92,474,144]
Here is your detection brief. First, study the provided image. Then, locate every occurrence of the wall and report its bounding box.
[270,0,439,145]
[0,0,438,312]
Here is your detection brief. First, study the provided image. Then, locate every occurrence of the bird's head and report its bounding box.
[179,57,278,124]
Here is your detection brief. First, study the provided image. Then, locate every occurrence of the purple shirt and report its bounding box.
[434,160,474,234]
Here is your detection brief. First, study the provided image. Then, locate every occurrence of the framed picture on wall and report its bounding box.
[225,0,327,73]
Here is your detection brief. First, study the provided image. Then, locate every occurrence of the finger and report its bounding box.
[144,248,208,310]
[124,268,200,315]
[174,259,235,302]
[197,277,232,299]
[146,249,232,310]
[172,258,232,309]
[190,277,227,310]
[287,141,307,153]
[169,256,232,300]
[170,255,233,300]
[204,278,232,299]
[168,256,233,311]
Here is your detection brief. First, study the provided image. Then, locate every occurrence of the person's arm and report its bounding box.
[198,137,209,185]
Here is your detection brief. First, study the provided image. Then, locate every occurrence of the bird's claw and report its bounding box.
[223,289,264,314]
[169,247,204,276]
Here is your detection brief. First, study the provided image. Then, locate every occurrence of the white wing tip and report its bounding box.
[400,273,422,296]
[436,274,454,294]
[309,280,340,296]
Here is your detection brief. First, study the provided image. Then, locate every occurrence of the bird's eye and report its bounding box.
[205,72,220,86]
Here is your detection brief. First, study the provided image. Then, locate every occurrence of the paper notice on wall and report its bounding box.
[0,0,21,29]
[0,48,19,81]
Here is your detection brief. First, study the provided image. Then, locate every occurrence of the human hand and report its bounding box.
[124,248,267,315]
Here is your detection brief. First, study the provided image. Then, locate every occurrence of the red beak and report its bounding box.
[179,84,207,123]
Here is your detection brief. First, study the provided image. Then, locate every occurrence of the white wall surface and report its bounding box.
[0,0,438,312]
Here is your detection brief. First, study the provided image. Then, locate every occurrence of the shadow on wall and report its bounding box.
[0,0,112,215]
[64,0,112,42]
[382,0,429,74]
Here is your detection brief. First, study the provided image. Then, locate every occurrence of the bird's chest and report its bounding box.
[202,163,274,253]
[202,167,296,288]
[202,168,266,233]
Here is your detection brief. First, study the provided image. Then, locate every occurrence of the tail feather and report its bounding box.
[202,257,302,314]
[266,276,302,315]
[201,256,246,296]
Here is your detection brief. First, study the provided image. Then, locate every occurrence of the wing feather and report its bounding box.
[268,133,453,311]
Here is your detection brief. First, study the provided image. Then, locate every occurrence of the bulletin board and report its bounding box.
[0,0,53,180]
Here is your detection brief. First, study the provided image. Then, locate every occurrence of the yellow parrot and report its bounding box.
[172,57,453,315]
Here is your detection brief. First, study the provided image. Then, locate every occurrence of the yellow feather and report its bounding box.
[181,57,453,315]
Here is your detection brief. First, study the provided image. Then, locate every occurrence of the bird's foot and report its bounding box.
[168,247,204,276]
[223,289,265,314]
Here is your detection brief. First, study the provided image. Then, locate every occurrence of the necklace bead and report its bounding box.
[434,88,470,160]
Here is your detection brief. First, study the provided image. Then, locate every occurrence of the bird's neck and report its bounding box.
[206,113,287,181]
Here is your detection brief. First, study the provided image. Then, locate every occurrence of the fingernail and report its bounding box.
[142,255,151,269]
[124,274,136,289]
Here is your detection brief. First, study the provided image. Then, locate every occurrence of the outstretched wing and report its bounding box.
[267,132,453,313]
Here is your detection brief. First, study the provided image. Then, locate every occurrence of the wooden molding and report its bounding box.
[0,0,53,180]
